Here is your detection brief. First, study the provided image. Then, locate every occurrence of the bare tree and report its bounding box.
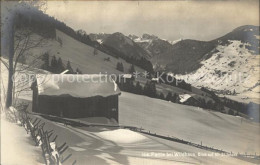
[1,28,48,106]
[1,1,47,108]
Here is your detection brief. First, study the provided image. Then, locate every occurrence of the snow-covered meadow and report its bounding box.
[119,92,260,154]
[1,116,44,165]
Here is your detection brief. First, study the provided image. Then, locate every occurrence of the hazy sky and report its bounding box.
[45,0,259,41]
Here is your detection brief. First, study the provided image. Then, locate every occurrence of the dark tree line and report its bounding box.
[41,53,82,74]
[116,77,181,103]
[116,78,157,98]
[222,97,247,114]
[116,62,137,75]
[143,81,157,98]
[125,56,153,74]
[201,87,218,99]
[165,92,179,103]
[201,87,247,114]
[196,98,225,112]
[107,44,154,73]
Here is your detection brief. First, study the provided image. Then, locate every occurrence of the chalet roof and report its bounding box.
[122,74,133,79]
[179,94,192,103]
[33,74,121,98]
[179,94,200,103]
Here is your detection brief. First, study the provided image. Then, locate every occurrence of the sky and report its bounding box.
[45,0,259,41]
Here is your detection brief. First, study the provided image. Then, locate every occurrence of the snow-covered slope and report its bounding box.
[176,40,260,103]
[55,30,145,74]
[1,117,44,165]
[17,29,145,75]
[26,113,255,165]
[119,92,260,154]
[168,38,183,45]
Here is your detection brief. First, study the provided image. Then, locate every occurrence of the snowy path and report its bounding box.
[1,117,44,165]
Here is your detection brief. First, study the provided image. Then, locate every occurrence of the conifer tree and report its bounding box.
[166,92,172,101]
[159,93,165,100]
[135,81,143,94]
[57,57,65,73]
[41,53,49,71]
[129,64,135,74]
[66,60,74,74]
[50,55,58,73]
[76,68,82,74]
[116,62,124,72]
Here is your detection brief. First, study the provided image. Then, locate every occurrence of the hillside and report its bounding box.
[175,40,260,96]
[163,40,216,73]
[17,29,145,75]
[119,92,260,154]
[218,25,259,54]
[163,25,259,103]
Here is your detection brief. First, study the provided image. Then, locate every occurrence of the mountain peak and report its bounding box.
[102,32,151,59]
[142,33,159,40]
[232,25,259,32]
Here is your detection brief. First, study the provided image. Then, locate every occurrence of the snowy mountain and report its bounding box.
[162,25,259,74]
[173,25,260,102]
[90,32,181,67]
[175,40,260,101]
[168,38,183,45]
[128,34,174,70]
[89,33,110,44]
[102,32,151,59]
[126,25,260,103]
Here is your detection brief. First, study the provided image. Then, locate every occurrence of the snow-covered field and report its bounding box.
[119,92,260,154]
[176,40,260,103]
[1,116,44,165]
[24,114,257,165]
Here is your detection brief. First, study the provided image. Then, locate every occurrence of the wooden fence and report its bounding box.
[5,107,77,165]
[6,106,259,163]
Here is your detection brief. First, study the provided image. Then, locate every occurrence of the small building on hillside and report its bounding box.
[31,74,121,121]
[179,94,200,106]
[121,74,134,81]
[151,78,159,83]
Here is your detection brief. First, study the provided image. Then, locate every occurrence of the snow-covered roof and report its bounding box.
[179,94,192,103]
[122,74,133,79]
[34,74,121,98]
[151,78,159,81]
